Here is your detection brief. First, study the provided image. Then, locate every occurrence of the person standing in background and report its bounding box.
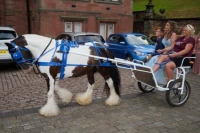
[193,33,200,75]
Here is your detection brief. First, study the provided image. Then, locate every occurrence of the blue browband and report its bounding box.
[10,40,112,79]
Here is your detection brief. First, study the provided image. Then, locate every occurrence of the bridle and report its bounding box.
[9,38,52,74]
[9,42,34,65]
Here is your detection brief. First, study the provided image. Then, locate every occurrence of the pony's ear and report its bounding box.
[11,36,28,47]
[5,42,13,50]
[5,42,11,47]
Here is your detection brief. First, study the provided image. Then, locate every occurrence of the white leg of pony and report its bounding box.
[55,82,73,105]
[75,83,94,105]
[105,78,121,106]
[39,78,60,117]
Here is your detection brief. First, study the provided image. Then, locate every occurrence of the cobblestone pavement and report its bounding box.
[0,64,200,133]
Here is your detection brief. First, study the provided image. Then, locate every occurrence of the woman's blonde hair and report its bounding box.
[186,24,195,36]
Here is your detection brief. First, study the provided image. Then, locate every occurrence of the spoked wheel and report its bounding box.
[166,79,191,107]
[137,82,154,93]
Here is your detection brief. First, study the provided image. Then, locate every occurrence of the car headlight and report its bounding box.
[134,50,146,56]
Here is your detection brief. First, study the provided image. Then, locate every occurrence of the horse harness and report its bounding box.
[9,39,112,80]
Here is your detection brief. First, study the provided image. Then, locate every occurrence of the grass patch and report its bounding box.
[133,0,200,18]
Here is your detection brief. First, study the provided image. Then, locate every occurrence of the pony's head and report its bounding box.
[5,36,34,70]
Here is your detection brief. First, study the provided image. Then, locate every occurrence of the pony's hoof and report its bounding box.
[75,92,92,105]
[39,109,60,117]
[61,92,73,105]
[39,105,60,117]
[56,88,73,105]
[105,95,121,106]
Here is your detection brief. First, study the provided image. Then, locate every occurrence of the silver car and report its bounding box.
[0,26,18,64]
[55,32,105,44]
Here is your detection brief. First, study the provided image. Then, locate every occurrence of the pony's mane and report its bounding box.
[23,34,53,49]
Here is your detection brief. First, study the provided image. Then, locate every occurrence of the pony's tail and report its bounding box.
[104,66,121,96]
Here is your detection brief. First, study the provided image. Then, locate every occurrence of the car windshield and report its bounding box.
[125,34,152,45]
[0,30,16,40]
[75,35,105,43]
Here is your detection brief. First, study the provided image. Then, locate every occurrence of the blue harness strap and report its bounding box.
[9,42,33,64]
[60,40,70,79]
[91,42,111,67]
[37,41,113,79]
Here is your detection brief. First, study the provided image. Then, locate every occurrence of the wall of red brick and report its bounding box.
[0,0,5,25]
[0,0,29,35]
[35,0,133,37]
[0,0,133,37]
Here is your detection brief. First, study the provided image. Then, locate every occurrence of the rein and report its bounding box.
[32,38,53,64]
[32,38,53,74]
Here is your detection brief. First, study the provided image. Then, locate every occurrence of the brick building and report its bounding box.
[0,0,133,39]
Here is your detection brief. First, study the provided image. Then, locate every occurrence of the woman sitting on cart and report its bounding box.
[145,21,177,84]
[145,21,177,62]
[153,24,196,81]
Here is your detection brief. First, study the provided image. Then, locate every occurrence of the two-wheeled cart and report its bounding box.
[70,51,194,107]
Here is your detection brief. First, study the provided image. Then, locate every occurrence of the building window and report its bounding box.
[107,24,114,38]
[74,22,82,32]
[65,22,82,32]
[95,0,122,4]
[100,23,114,40]
[67,0,90,1]
[65,22,72,32]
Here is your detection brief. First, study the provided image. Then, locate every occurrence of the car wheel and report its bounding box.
[126,55,133,61]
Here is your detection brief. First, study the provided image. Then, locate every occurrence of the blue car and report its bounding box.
[106,33,156,61]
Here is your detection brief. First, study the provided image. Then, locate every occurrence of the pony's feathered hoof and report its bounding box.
[39,97,60,117]
[56,89,73,105]
[62,93,73,105]
[39,104,60,117]
[75,92,92,105]
[105,94,121,106]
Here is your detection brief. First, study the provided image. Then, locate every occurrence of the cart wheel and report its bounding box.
[137,82,154,93]
[166,79,191,107]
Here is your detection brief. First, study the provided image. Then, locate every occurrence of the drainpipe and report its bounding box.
[26,0,31,33]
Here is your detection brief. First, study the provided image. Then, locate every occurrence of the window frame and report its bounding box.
[99,23,115,40]
[94,0,122,4]
[65,22,72,32]
[74,22,82,32]
[65,22,83,32]
[64,0,90,2]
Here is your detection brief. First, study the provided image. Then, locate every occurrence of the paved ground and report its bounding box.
[0,64,138,116]
[0,64,200,133]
